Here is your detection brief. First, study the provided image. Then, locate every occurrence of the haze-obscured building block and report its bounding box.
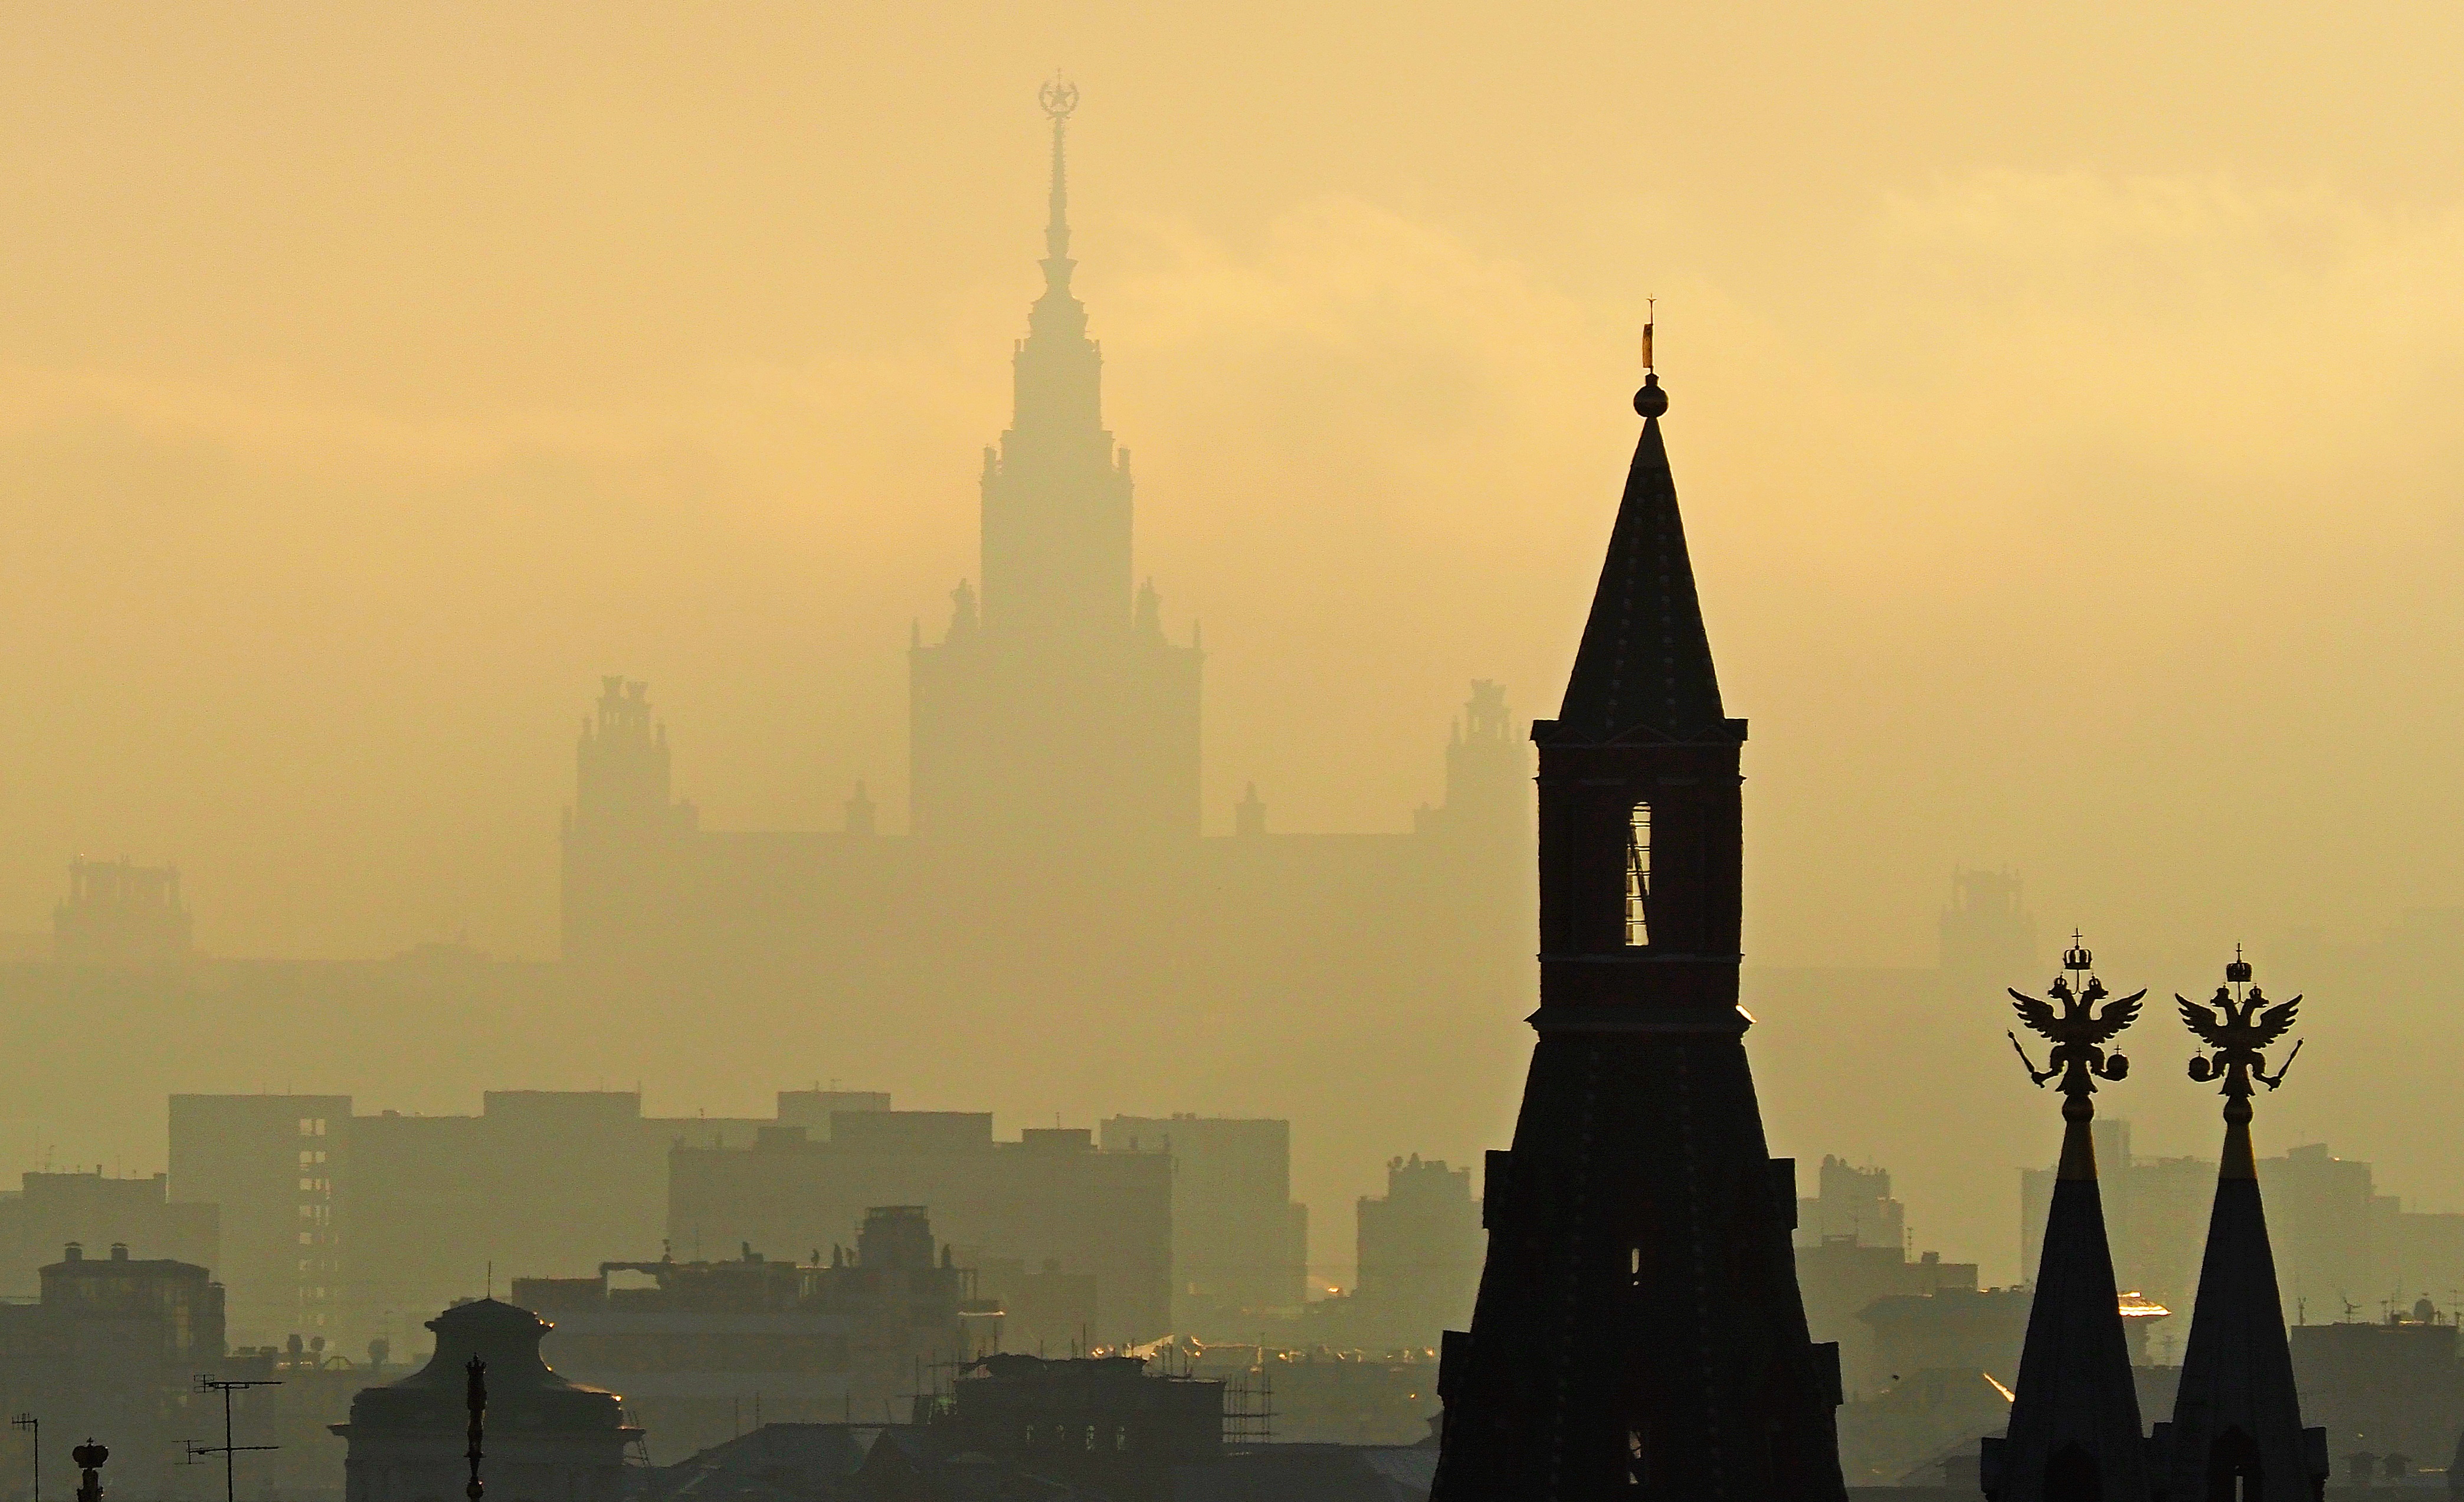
[0,1241,226,1497]
[517,1205,984,1457]
[172,1088,773,1349]
[776,1091,893,1134]
[1795,1154,1907,1252]
[53,856,192,971]
[2287,1303,2464,1470]
[2260,1142,2380,1322]
[1859,1285,2035,1393]
[0,1169,218,1300]
[1349,1154,1482,1349]
[670,1111,1171,1343]
[1938,868,2036,982]
[1797,1244,1980,1397]
[1098,1114,1305,1330]
[169,1091,349,1343]
[968,1254,1100,1356]
[346,1091,769,1337]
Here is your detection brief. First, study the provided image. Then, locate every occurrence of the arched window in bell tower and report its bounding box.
[1624,802,1653,947]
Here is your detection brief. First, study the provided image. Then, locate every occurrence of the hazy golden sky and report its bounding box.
[6,4,2464,1274]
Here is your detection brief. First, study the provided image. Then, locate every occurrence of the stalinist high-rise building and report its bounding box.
[910,80,1203,851]
[558,89,1531,1150]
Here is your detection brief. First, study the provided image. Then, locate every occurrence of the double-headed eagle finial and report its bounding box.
[2178,944,2302,1108]
[2007,931,2145,1117]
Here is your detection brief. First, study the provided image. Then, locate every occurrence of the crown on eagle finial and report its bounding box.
[1040,74,1079,120]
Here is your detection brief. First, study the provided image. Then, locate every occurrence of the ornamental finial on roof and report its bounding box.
[2179,946,2303,1114]
[2006,931,2145,1120]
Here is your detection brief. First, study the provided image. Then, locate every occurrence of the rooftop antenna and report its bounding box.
[186,1375,282,1502]
[12,1413,35,1502]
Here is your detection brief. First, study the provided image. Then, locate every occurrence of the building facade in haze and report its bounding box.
[171,1089,769,1349]
[0,1242,225,1497]
[553,94,1531,1127]
[669,1110,1172,1344]
[1350,1155,1483,1350]
[1939,868,2036,983]
[0,1169,218,1300]
[1098,1114,1305,1331]
[54,857,192,971]
[517,1206,987,1457]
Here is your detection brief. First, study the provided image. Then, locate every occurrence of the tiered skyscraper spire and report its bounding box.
[2153,952,2328,1501]
[1430,365,1846,1501]
[1988,935,2153,1502]
[907,81,1200,845]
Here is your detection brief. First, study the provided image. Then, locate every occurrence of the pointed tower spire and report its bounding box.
[1987,935,2153,1502]
[1431,362,1846,1502]
[1555,374,1726,742]
[1027,73,1087,345]
[2154,951,2329,1502]
[1038,73,1077,299]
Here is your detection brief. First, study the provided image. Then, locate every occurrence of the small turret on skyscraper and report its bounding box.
[908,80,1201,850]
[2150,953,2330,1502]
[1428,365,1847,1501]
[560,678,697,959]
[1985,937,2153,1502]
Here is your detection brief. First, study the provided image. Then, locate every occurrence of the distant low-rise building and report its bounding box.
[2289,1302,2464,1475]
[169,1089,810,1347]
[53,857,192,971]
[516,1206,991,1458]
[1099,1115,1306,1333]
[1798,1243,1981,1398]
[0,1242,225,1497]
[670,1113,1172,1344]
[0,1169,217,1299]
[1349,1156,1482,1350]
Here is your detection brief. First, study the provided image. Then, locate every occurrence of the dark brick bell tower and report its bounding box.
[1429,369,1846,1501]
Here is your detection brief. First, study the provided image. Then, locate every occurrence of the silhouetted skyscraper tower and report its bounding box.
[1430,369,1846,1501]
[909,81,1201,847]
[561,678,696,958]
[1942,866,2038,979]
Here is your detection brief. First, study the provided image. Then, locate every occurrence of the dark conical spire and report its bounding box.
[2156,957,2328,1502]
[1988,1106,2154,1502]
[1987,943,2151,1502]
[1555,374,1728,743]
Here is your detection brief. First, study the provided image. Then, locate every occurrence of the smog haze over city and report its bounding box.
[5,0,2464,1333]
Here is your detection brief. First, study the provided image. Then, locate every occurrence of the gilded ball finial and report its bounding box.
[1633,374,1667,418]
[1039,74,1079,120]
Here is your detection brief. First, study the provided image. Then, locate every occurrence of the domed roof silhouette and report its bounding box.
[345,1298,625,1432]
